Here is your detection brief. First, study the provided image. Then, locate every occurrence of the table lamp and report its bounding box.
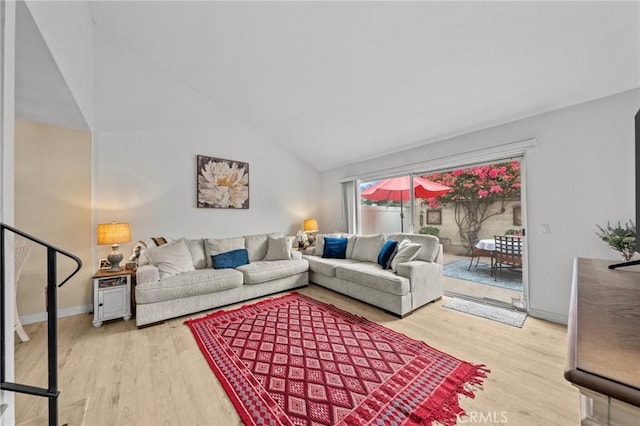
[303,218,319,245]
[97,222,132,272]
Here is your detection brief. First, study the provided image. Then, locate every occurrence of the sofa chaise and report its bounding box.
[303,232,443,317]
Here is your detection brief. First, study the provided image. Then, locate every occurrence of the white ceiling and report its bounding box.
[16,1,640,171]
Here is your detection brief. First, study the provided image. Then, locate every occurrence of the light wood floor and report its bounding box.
[14,285,580,425]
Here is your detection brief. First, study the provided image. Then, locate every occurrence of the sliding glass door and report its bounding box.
[359,175,412,234]
[418,159,525,309]
[354,158,527,310]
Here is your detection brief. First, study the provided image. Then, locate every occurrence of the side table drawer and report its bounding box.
[98,276,127,289]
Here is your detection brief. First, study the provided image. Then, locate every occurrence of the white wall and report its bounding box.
[24,0,94,129]
[93,28,321,257]
[0,1,17,423]
[320,89,639,324]
[94,127,320,248]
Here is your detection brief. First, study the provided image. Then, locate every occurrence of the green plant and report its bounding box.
[418,226,440,236]
[595,221,636,261]
[505,228,522,236]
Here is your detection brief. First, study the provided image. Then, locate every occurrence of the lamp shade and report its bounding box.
[303,218,318,233]
[97,222,132,246]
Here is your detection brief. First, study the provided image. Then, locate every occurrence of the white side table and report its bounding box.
[92,269,133,327]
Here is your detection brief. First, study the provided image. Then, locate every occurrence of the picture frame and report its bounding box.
[98,259,110,270]
[426,209,442,225]
[513,206,522,226]
[196,155,250,209]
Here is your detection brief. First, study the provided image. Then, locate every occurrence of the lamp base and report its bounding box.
[107,245,124,272]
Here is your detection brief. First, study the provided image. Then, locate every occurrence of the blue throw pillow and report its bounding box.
[322,237,348,259]
[377,239,398,269]
[212,248,250,269]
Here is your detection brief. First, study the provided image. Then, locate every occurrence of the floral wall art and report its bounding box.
[197,155,249,209]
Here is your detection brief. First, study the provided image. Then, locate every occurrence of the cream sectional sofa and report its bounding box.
[132,231,444,326]
[303,233,443,317]
[134,233,308,326]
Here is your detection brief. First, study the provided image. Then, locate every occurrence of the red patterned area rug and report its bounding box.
[186,292,489,426]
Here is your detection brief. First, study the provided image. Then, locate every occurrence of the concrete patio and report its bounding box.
[442,253,524,309]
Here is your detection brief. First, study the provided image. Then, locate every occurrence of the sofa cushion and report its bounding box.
[243,233,268,261]
[145,239,195,279]
[322,237,348,259]
[184,238,207,269]
[244,233,282,261]
[304,255,360,277]
[377,239,399,269]
[386,233,440,263]
[335,263,409,296]
[390,238,423,272]
[343,234,357,259]
[135,268,243,304]
[351,234,385,263]
[236,259,309,285]
[263,236,294,261]
[212,248,250,269]
[205,237,245,267]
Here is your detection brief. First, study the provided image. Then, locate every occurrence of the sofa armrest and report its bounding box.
[396,260,443,307]
[435,244,444,265]
[396,261,431,285]
[136,264,160,285]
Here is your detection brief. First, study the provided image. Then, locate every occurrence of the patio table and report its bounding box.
[475,237,523,252]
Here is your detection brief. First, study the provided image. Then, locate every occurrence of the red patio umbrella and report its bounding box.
[361,176,452,231]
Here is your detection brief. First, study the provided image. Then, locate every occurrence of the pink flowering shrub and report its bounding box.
[422,161,521,207]
[422,161,521,252]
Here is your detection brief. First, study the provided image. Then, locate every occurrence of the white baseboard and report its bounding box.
[528,307,568,325]
[20,304,92,325]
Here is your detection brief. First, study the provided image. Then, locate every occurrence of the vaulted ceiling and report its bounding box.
[15,1,640,171]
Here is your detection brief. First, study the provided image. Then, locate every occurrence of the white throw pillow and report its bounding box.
[387,233,439,262]
[145,239,195,279]
[390,238,423,272]
[263,236,294,261]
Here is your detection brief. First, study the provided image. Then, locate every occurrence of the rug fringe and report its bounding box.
[405,363,490,426]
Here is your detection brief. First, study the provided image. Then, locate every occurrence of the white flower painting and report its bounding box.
[197,155,249,209]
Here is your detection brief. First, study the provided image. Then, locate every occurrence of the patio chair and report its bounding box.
[493,235,523,281]
[467,233,493,272]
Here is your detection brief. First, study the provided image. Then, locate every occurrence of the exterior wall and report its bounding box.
[362,200,521,253]
[417,201,521,253]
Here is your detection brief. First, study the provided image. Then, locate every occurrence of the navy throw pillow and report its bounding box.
[212,248,250,269]
[322,237,348,259]
[377,239,399,269]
